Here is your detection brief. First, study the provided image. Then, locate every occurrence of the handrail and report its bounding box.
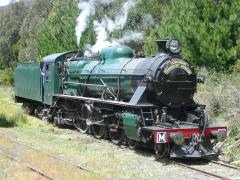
[64,81,107,88]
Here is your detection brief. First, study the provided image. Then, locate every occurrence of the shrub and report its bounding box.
[0,68,14,86]
[222,118,240,162]
[195,68,240,162]
[233,59,240,72]
[0,112,27,128]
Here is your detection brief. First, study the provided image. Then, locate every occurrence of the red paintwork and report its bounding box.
[154,126,227,144]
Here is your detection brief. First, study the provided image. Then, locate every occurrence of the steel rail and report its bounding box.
[175,161,229,179]
[0,149,54,180]
[210,160,239,170]
[0,133,94,174]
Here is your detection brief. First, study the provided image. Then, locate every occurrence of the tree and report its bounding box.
[144,0,240,69]
[18,0,53,61]
[0,1,28,68]
[36,0,79,57]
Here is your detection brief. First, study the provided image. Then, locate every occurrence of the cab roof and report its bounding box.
[43,51,82,63]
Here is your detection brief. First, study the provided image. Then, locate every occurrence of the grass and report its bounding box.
[0,86,27,128]
[195,69,240,122]
[0,112,27,128]
[0,68,14,86]
[220,118,240,166]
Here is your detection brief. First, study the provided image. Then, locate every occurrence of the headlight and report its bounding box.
[166,39,181,54]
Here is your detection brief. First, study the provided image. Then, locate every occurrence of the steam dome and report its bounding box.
[100,45,134,60]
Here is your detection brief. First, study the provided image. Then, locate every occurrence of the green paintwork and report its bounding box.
[15,51,80,105]
[100,45,134,60]
[43,62,55,105]
[64,45,158,100]
[15,62,43,102]
[42,51,80,105]
[122,113,139,140]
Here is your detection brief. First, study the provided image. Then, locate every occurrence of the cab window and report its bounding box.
[44,64,51,81]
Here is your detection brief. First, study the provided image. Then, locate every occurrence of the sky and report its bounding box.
[0,0,18,6]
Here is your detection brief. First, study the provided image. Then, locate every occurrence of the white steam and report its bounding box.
[99,0,115,6]
[75,0,141,54]
[75,0,96,46]
[117,31,144,43]
[106,0,137,32]
[90,20,118,53]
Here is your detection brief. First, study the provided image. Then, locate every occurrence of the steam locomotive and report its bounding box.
[15,39,227,159]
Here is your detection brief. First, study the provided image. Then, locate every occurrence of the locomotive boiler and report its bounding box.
[15,39,227,159]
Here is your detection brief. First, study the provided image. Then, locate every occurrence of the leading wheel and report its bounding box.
[109,126,125,145]
[154,143,170,160]
[91,124,106,139]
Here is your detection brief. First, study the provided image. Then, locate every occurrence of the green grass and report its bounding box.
[0,86,27,128]
[221,119,240,163]
[0,68,14,86]
[0,112,27,128]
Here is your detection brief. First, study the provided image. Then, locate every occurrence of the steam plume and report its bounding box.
[75,0,95,46]
[99,0,115,6]
[117,31,144,43]
[75,0,140,54]
[106,0,137,32]
[90,0,139,53]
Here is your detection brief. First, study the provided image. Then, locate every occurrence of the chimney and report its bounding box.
[155,39,181,55]
[156,40,168,54]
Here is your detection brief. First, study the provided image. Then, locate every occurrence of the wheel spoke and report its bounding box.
[109,126,124,145]
[91,125,106,139]
[73,118,89,134]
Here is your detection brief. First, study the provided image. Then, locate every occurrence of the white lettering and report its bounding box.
[157,132,167,143]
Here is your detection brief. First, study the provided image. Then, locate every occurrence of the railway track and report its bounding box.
[2,132,239,180]
[175,159,240,179]
[0,149,54,180]
[176,161,228,179]
[210,160,239,170]
[0,132,239,179]
[0,132,93,172]
[0,132,100,179]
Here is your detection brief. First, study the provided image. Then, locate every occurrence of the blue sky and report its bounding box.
[0,0,18,6]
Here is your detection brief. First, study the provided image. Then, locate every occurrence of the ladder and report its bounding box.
[141,108,154,126]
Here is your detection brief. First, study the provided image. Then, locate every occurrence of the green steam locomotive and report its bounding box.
[15,39,227,159]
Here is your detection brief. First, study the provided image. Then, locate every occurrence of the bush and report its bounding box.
[233,59,240,72]
[0,112,27,128]
[0,68,14,86]
[195,68,240,162]
[222,119,240,162]
[195,68,240,122]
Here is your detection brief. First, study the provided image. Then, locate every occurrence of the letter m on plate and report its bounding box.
[155,132,168,143]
